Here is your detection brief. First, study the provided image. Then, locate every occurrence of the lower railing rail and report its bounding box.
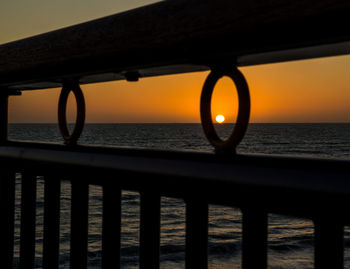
[0,141,349,268]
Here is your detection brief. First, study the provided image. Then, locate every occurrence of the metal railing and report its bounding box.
[0,142,349,268]
[1,1,350,268]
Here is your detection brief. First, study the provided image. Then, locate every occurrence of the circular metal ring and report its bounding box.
[58,81,85,145]
[200,67,250,152]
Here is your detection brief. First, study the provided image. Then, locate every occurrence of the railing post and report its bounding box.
[0,91,8,144]
[70,181,89,268]
[242,208,268,269]
[43,176,61,269]
[140,191,160,269]
[0,169,15,268]
[0,90,19,268]
[19,173,37,269]
[185,198,208,269]
[102,184,121,269]
[314,216,343,269]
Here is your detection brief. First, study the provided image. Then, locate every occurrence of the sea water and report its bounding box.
[8,123,350,268]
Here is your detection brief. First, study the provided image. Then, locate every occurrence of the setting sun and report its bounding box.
[216,114,225,123]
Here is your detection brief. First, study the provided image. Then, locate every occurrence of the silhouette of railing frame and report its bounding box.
[1,0,350,90]
[1,0,350,268]
[0,142,349,268]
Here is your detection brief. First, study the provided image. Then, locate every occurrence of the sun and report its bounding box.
[215,114,225,123]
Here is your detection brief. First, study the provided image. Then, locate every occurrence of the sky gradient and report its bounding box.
[2,0,350,123]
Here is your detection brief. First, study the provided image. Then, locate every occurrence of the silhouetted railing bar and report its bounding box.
[314,217,344,269]
[102,185,121,269]
[242,209,268,269]
[0,93,8,143]
[185,200,208,269]
[19,173,37,269]
[70,181,89,268]
[2,143,350,197]
[0,143,350,267]
[0,169,15,268]
[2,0,350,90]
[140,192,161,269]
[43,176,61,269]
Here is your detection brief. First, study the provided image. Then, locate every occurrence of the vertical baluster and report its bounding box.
[70,181,89,269]
[0,169,15,268]
[314,217,343,269]
[43,176,61,269]
[0,92,13,268]
[0,91,8,144]
[0,92,12,268]
[185,199,208,269]
[242,209,267,269]
[102,184,121,269]
[19,173,37,269]
[139,191,160,269]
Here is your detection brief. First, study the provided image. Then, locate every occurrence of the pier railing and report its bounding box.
[1,0,350,268]
[0,141,349,269]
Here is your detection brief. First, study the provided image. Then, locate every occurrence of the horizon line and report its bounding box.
[8,122,350,124]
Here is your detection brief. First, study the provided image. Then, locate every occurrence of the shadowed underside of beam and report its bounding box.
[1,0,350,90]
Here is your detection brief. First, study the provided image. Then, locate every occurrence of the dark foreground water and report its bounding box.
[8,123,350,268]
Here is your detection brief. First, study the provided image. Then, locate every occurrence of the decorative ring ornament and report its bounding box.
[58,81,85,145]
[200,66,250,153]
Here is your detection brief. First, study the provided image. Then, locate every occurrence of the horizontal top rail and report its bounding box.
[2,141,350,221]
[1,0,350,90]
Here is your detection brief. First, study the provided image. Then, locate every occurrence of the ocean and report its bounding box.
[8,123,350,268]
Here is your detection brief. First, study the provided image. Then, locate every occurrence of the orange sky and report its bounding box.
[8,55,350,123]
